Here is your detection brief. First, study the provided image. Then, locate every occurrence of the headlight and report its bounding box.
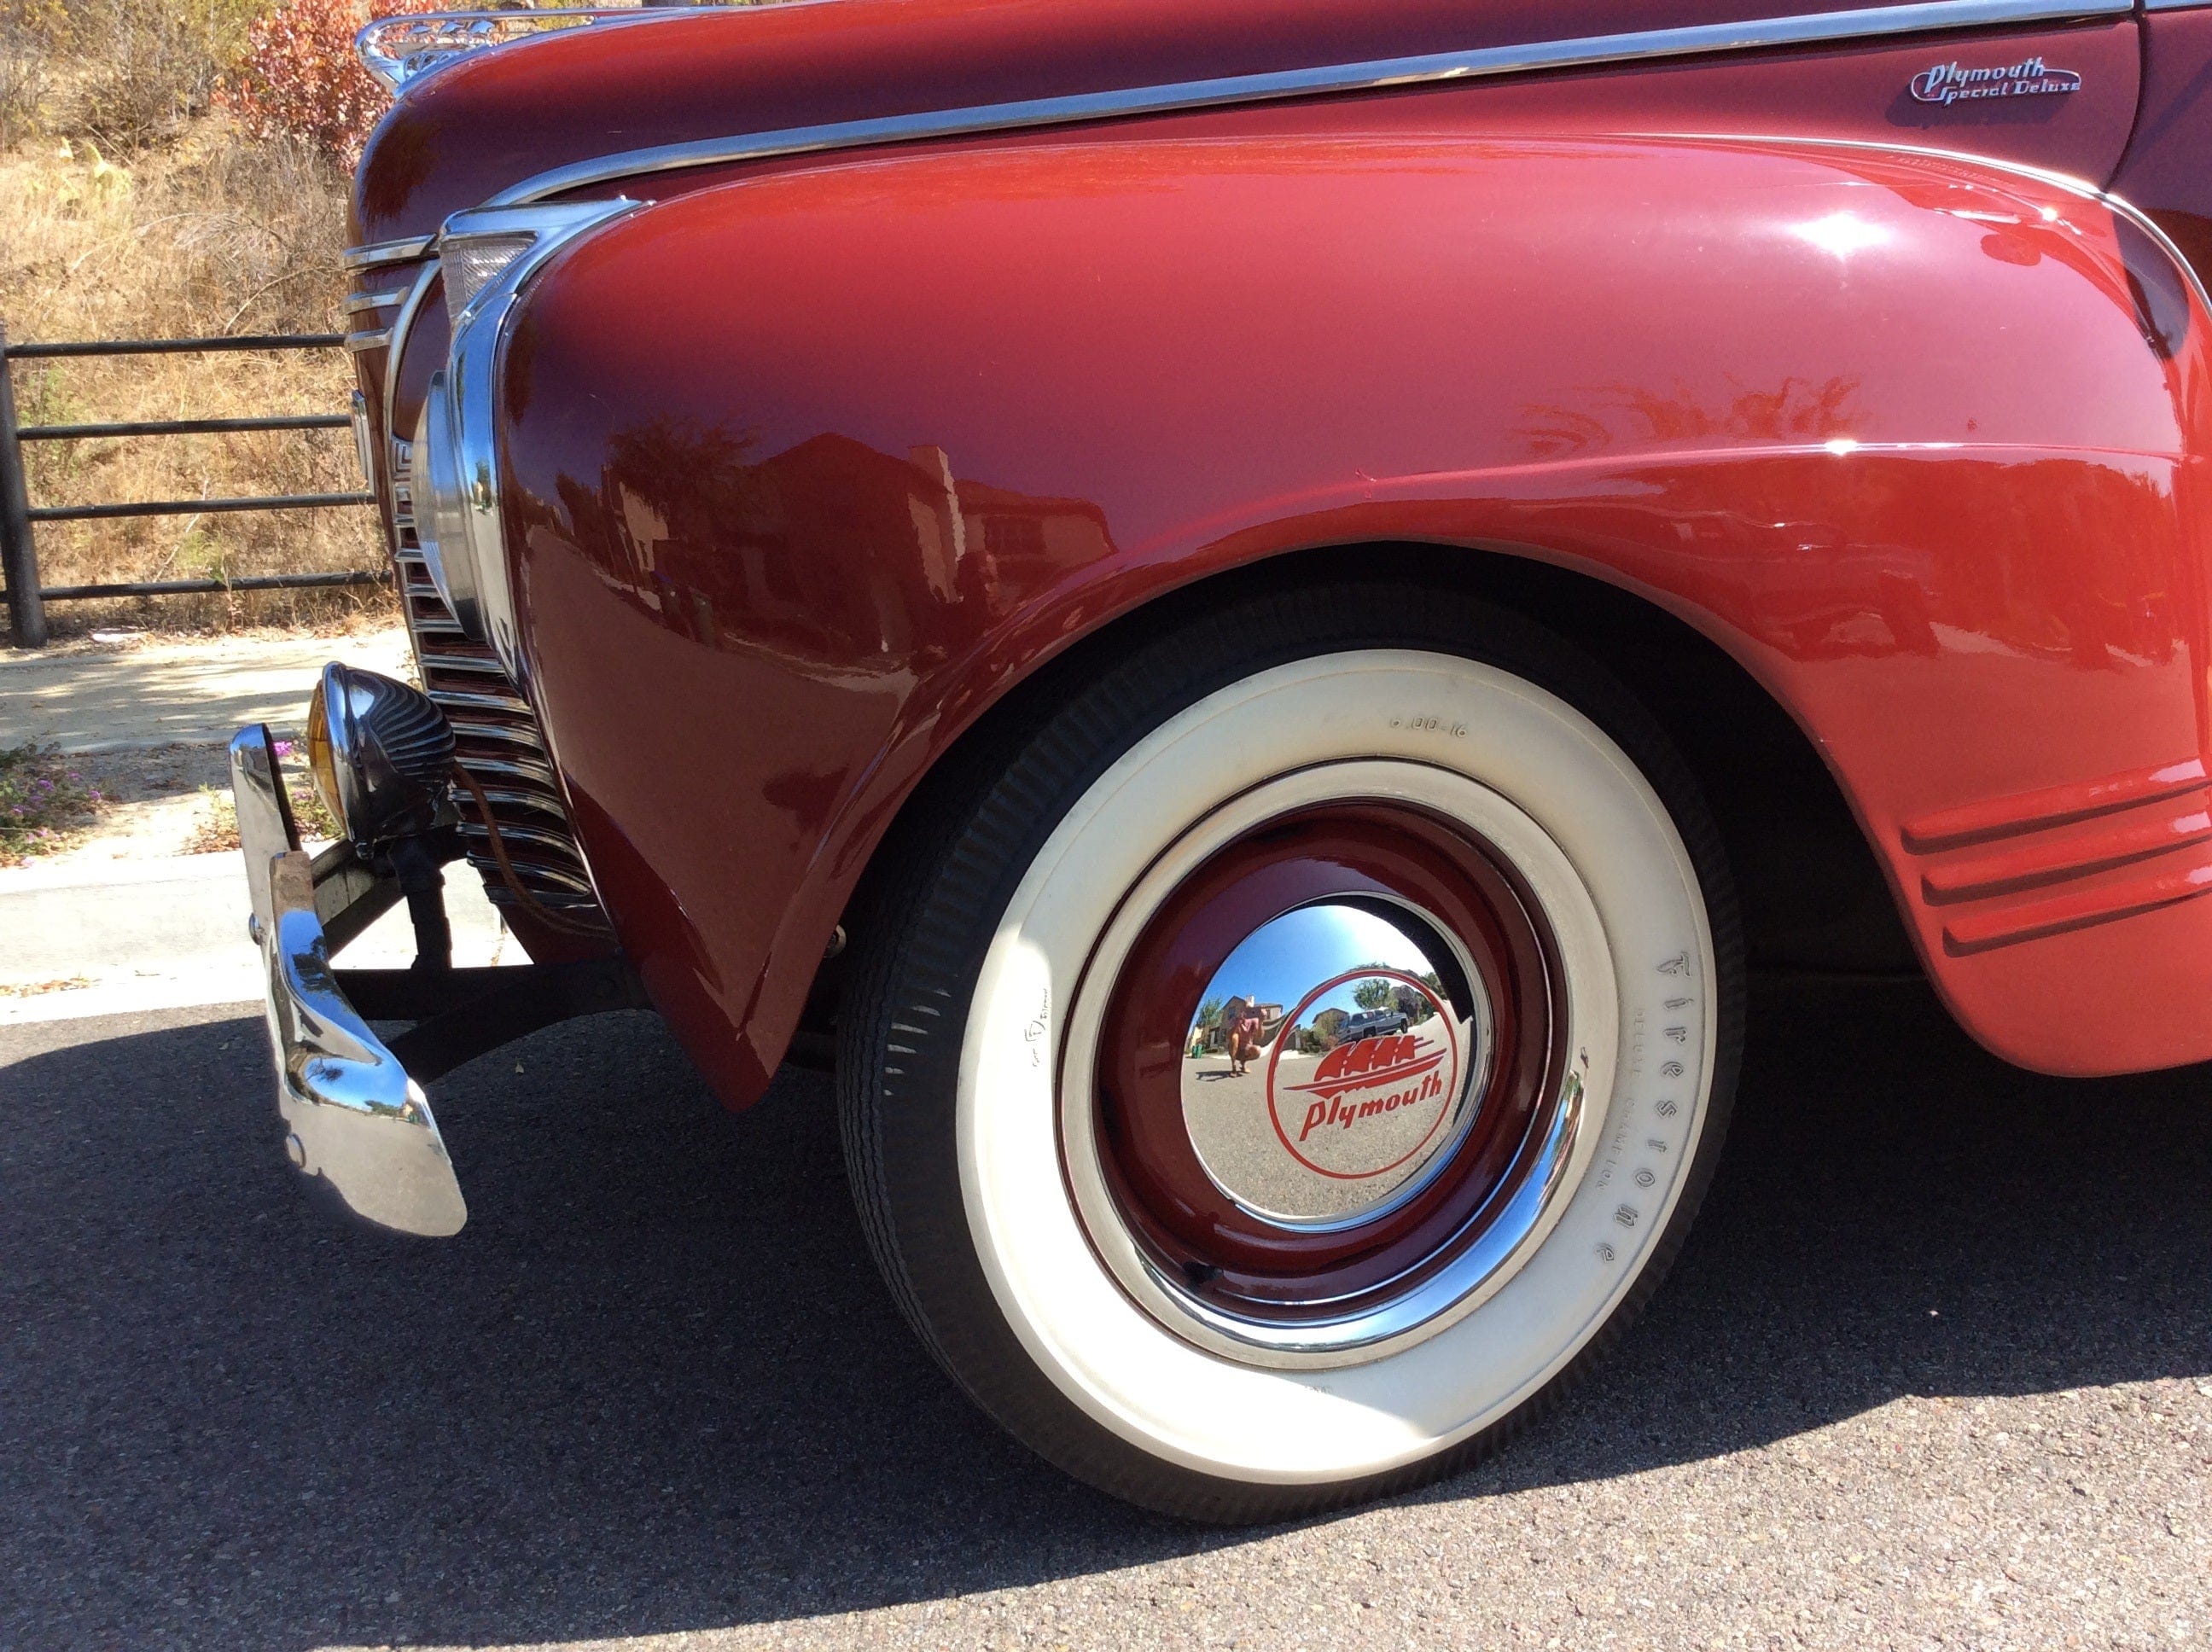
[306,664,457,849]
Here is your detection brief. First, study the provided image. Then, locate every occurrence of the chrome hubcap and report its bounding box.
[1057,763,1604,1369]
[1179,900,1493,1231]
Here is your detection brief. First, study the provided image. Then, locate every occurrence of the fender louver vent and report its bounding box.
[1903,759,2212,953]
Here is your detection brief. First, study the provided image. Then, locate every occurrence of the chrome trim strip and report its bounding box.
[480,866,602,901]
[2142,1,2212,12]
[343,329,393,353]
[348,391,375,488]
[454,752,560,788]
[469,784,578,818]
[344,236,434,271]
[456,818,595,858]
[434,199,643,676]
[429,687,550,717]
[381,261,443,465]
[344,288,406,314]
[419,370,485,637]
[365,327,608,931]
[445,717,549,751]
[419,652,516,677]
[486,0,2131,206]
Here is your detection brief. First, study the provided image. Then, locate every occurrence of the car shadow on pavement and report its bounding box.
[2,980,2208,1648]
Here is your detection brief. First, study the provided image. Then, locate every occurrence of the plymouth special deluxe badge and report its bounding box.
[1909,55,2082,104]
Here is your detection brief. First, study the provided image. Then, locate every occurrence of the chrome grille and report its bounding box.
[390,437,613,925]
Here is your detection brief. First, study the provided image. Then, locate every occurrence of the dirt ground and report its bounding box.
[1,621,410,870]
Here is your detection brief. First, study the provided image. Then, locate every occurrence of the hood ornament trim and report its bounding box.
[356,7,675,90]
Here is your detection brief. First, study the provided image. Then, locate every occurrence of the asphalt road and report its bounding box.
[3,981,2209,1650]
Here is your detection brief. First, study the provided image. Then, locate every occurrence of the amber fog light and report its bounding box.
[306,663,457,849]
[304,683,345,832]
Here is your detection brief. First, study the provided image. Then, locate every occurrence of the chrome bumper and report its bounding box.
[230,725,468,1237]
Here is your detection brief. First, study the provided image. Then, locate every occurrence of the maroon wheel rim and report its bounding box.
[1086,800,1570,1326]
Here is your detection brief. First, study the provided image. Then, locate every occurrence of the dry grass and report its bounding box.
[182,782,239,852]
[184,753,335,853]
[2,8,393,639]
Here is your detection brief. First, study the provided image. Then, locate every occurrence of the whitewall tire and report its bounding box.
[838,583,1742,1521]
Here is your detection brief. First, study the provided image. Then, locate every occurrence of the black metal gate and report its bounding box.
[0,325,386,648]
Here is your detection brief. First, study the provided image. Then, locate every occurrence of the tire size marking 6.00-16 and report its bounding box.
[1388,713,1468,737]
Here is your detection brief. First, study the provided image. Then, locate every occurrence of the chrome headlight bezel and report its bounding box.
[416,198,642,675]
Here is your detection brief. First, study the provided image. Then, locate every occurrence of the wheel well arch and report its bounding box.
[817,539,1918,1043]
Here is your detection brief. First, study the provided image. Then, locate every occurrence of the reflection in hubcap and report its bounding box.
[1181,903,1491,1230]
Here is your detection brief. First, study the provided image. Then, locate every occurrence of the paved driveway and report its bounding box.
[3,982,2208,1649]
[0,630,410,754]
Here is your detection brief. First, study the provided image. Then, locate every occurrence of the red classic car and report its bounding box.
[229,0,2212,1520]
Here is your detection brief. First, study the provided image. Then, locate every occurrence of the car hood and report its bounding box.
[352,0,1802,245]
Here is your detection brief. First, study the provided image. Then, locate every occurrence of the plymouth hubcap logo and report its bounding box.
[1266,969,1460,1181]
[1177,900,1489,1230]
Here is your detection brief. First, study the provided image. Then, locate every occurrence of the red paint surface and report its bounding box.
[492,130,2212,1093]
[356,0,2150,526]
[2111,9,2212,294]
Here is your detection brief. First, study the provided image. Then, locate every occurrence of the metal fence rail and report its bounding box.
[0,325,386,648]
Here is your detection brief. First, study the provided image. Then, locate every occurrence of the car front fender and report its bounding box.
[495,129,2212,1097]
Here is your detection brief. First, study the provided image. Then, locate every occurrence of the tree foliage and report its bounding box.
[220,0,441,166]
[1352,977,1394,1010]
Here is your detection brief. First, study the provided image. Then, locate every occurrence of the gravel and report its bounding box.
[3,980,2208,1649]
